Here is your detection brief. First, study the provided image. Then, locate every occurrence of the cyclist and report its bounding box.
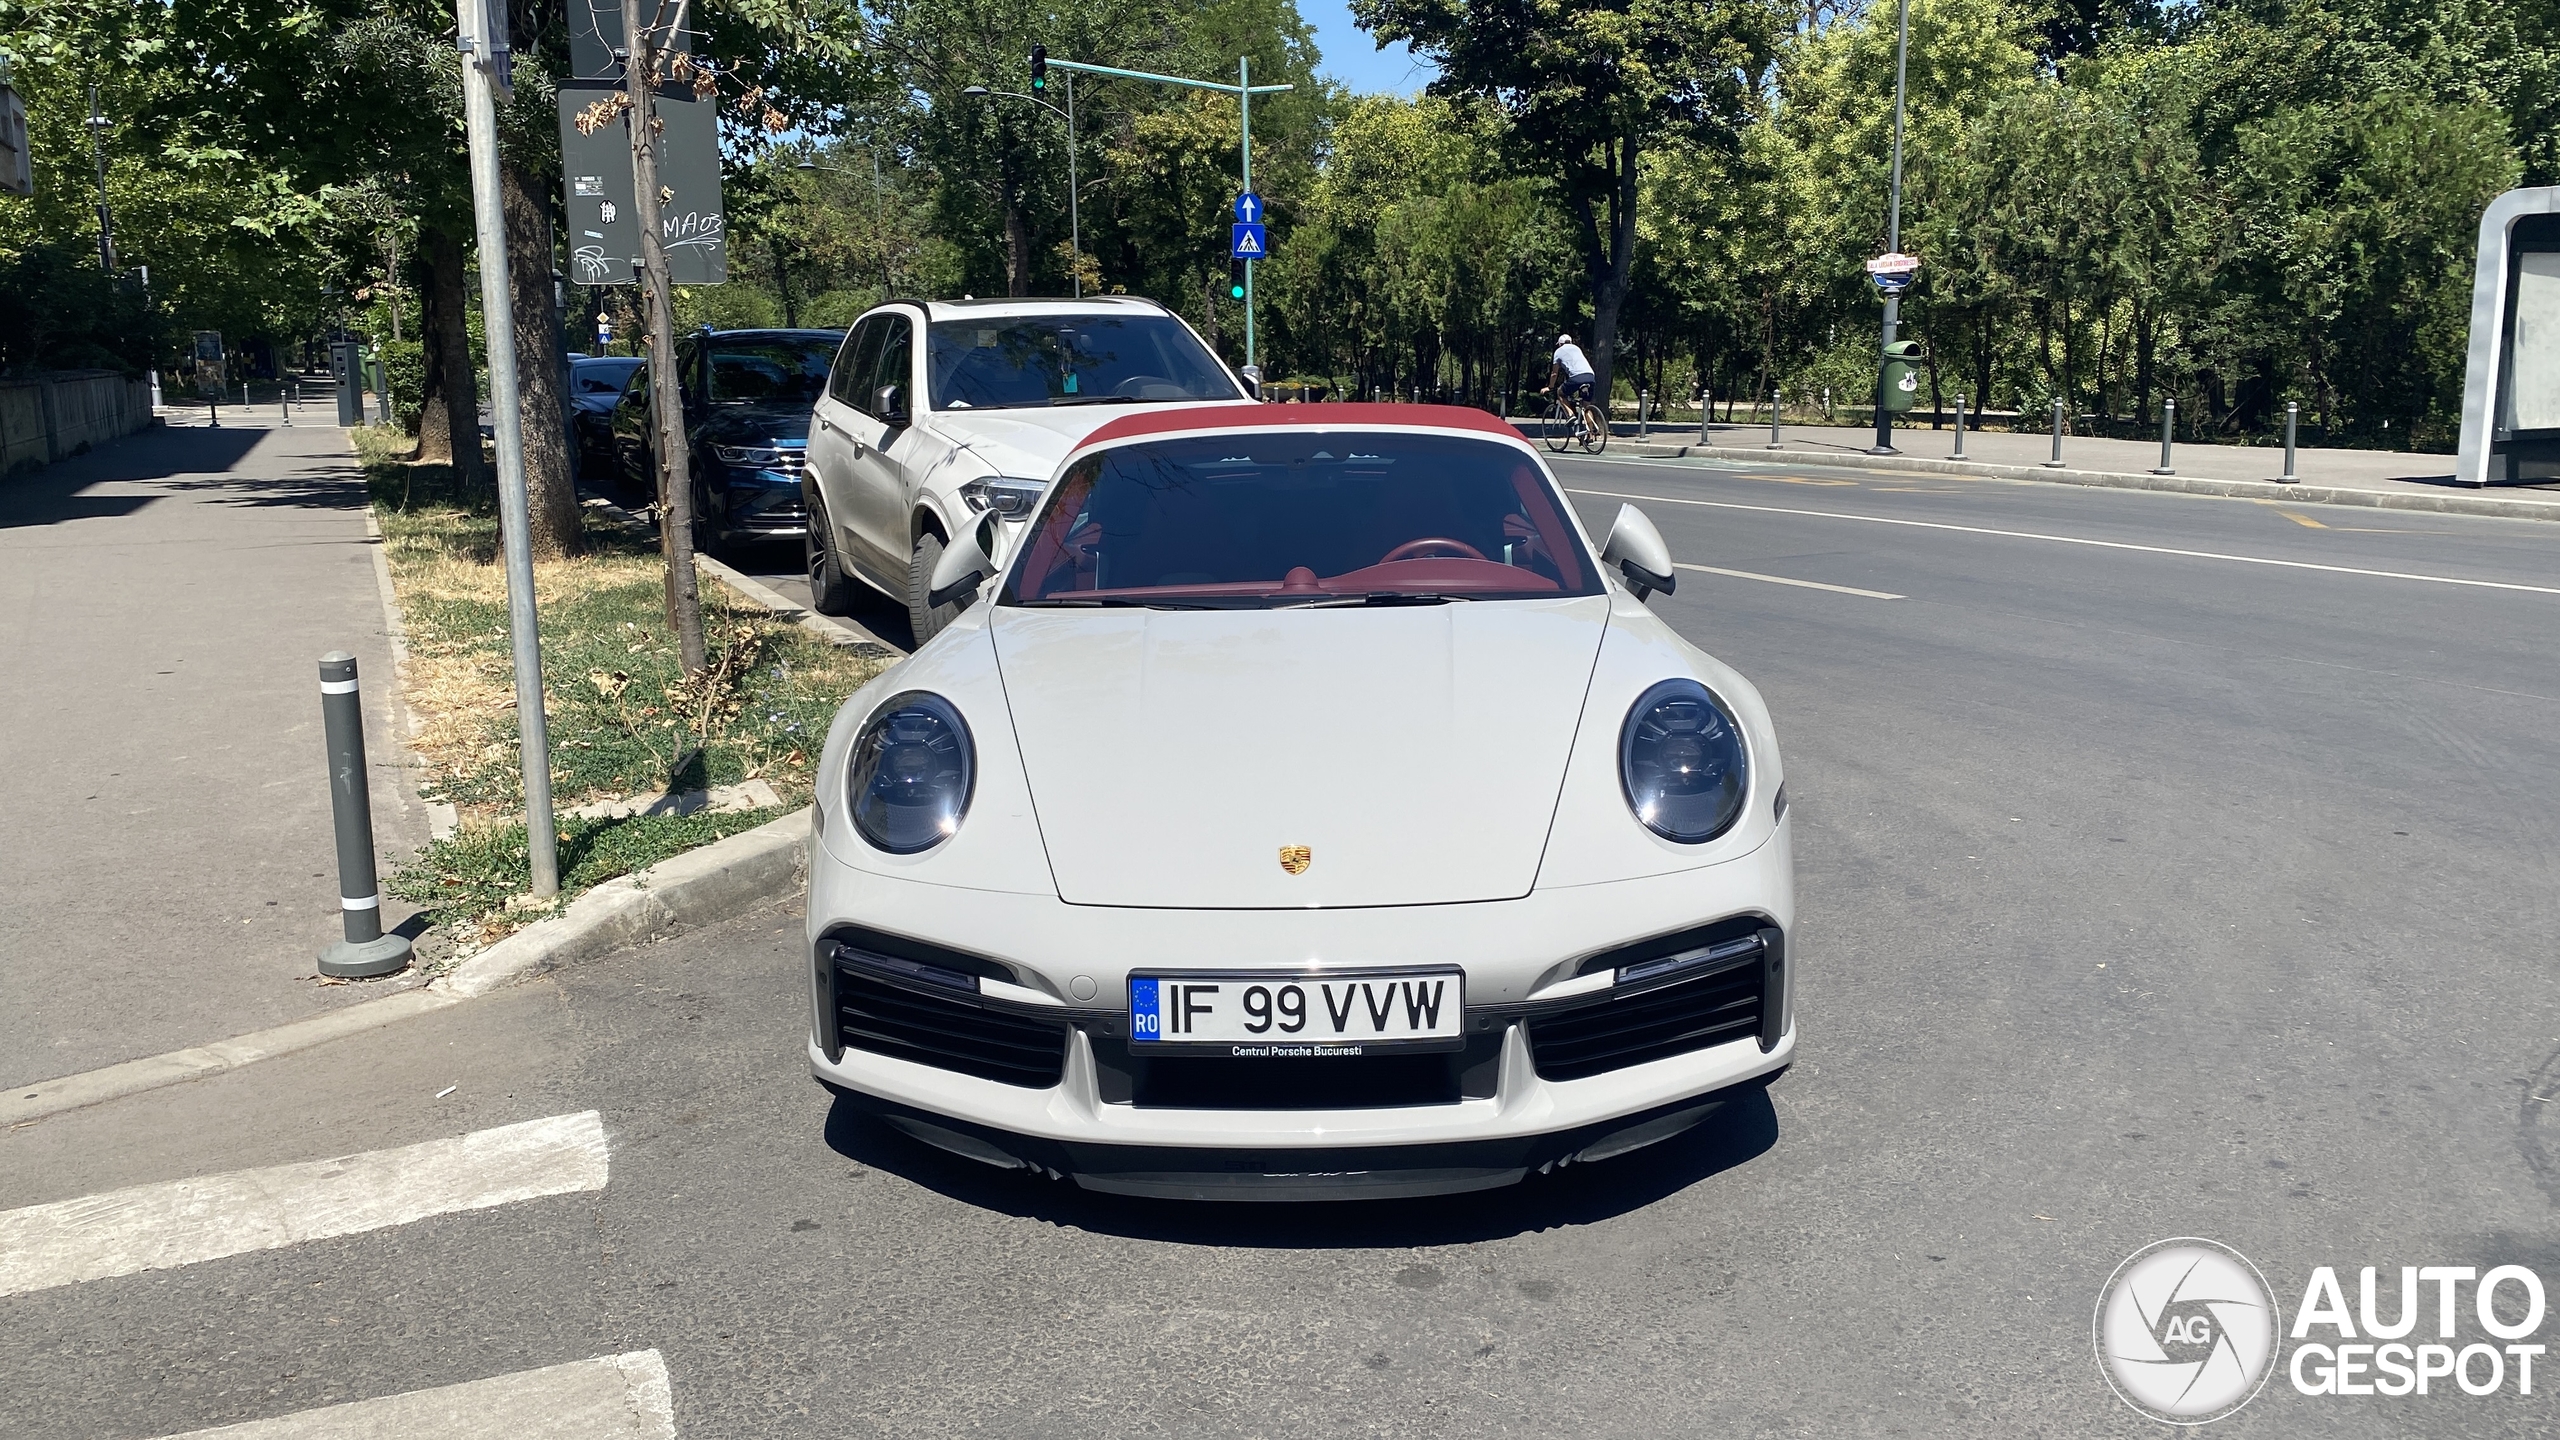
[1546,333,1598,413]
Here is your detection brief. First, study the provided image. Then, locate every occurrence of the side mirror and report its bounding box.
[873,384,909,428]
[1599,503,1677,602]
[926,510,1001,612]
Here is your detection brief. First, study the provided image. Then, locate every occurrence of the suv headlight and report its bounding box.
[846,692,975,853]
[711,443,794,468]
[1619,679,1748,843]
[959,477,1045,519]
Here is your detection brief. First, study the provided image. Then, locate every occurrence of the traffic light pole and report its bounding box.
[1043,55,1291,370]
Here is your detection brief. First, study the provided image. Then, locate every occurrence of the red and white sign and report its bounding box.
[1864,252,1922,277]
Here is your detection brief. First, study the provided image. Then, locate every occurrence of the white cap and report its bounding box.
[1556,333,1573,345]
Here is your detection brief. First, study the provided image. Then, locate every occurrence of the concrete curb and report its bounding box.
[695,552,899,655]
[7,808,811,1124]
[432,805,811,999]
[1560,438,2560,522]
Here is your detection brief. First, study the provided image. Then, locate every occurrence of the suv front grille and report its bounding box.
[832,952,1069,1089]
[1527,929,1775,1082]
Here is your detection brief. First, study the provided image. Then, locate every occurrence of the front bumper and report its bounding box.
[805,821,1796,1196]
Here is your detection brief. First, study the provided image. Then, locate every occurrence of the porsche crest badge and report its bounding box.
[1278,845,1312,875]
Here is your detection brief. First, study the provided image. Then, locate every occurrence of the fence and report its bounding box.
[1,370,156,476]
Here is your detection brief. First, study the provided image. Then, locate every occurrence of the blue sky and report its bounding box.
[1301,0,1435,96]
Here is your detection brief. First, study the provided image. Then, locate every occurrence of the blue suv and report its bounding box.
[609,327,844,555]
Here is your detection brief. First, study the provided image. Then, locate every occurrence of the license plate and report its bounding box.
[1129,970,1464,1052]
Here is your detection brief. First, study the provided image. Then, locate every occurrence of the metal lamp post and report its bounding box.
[962,78,1080,297]
[1870,0,1913,455]
[455,0,561,897]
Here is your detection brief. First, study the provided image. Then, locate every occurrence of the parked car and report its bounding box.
[803,296,1252,644]
[804,403,1794,1200]
[568,356,642,477]
[608,328,844,553]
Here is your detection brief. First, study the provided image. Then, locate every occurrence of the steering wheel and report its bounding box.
[1381,537,1486,563]
[1113,374,1176,398]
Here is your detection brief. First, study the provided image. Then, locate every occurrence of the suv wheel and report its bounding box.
[907,528,968,646]
[805,491,858,616]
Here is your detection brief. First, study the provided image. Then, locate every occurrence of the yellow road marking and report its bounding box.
[2274,509,2328,529]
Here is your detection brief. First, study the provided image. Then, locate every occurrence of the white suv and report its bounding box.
[802,296,1253,642]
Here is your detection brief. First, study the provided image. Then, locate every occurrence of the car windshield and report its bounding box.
[1003,432,1598,608]
[575,359,640,394]
[706,338,836,404]
[928,315,1241,410]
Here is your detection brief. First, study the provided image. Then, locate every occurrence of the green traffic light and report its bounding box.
[1230,284,1245,299]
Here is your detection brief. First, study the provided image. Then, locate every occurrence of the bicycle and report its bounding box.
[1539,390,1610,454]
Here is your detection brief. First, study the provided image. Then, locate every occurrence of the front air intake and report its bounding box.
[831,943,1069,1089]
[1528,923,1778,1081]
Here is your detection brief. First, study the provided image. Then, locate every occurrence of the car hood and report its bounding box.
[990,597,1609,908]
[695,402,813,446]
[928,400,1255,480]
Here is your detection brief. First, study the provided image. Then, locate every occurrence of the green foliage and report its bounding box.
[377,337,425,434]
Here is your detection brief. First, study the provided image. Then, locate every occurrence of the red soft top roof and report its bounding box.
[1075,402,1525,452]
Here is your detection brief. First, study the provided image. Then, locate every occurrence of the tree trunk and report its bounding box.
[418,222,487,488]
[1002,181,1031,298]
[503,155,580,559]
[1567,135,1642,404]
[627,0,706,675]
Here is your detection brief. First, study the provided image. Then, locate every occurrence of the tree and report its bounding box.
[1356,0,1789,398]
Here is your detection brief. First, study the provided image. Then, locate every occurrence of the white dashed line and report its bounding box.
[1675,563,1904,600]
[149,1350,676,1440]
[0,1111,610,1297]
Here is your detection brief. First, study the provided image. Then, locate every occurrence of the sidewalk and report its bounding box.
[1539,417,2560,520]
[0,417,430,1090]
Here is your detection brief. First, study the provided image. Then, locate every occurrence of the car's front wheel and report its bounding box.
[805,490,858,616]
[907,529,969,646]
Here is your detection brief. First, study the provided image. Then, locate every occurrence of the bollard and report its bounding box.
[1639,388,1649,440]
[1952,393,1968,459]
[2043,397,2067,468]
[1766,390,1785,450]
[2278,402,2300,483]
[281,382,292,427]
[1699,388,1711,446]
[317,653,413,978]
[2150,397,2176,475]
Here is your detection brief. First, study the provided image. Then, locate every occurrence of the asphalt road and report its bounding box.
[8,458,2559,1437]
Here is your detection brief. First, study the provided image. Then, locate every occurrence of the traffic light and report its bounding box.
[1030,44,1047,91]
[1228,257,1247,300]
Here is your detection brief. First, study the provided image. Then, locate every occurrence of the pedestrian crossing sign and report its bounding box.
[1230,222,1267,259]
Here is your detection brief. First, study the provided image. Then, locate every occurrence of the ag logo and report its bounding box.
[1277,845,1312,875]
[2094,1238,2279,1424]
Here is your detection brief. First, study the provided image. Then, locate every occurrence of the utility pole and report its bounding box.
[86,84,115,274]
[1043,56,1291,369]
[456,0,561,897]
[1869,0,1912,455]
[623,0,709,675]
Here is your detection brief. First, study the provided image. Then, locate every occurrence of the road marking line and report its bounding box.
[1676,562,1904,600]
[2274,509,2328,529]
[151,1350,675,1440]
[0,1111,609,1297]
[1564,486,2560,597]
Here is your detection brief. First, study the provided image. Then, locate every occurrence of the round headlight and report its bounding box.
[1619,679,1748,844]
[846,692,975,853]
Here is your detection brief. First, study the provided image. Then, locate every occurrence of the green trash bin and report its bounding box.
[1880,340,1926,414]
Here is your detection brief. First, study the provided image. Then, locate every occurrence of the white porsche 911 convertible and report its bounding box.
[806,403,1794,1200]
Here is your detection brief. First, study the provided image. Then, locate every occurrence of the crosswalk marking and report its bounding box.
[0,1111,609,1298]
[151,1349,675,1440]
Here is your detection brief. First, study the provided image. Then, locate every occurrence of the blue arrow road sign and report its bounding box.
[1234,192,1264,223]
[1230,222,1267,259]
